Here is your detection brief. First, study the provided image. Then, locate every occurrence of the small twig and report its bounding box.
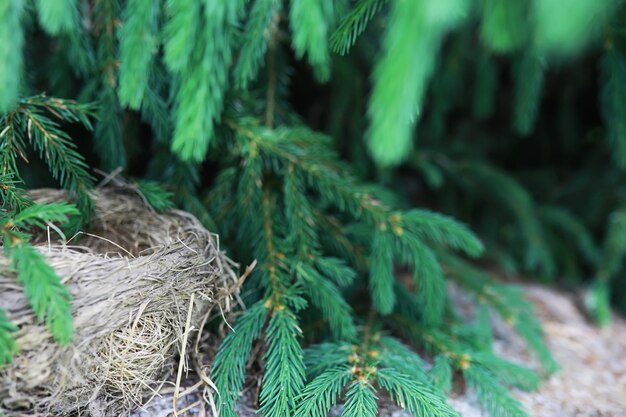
[173,293,195,417]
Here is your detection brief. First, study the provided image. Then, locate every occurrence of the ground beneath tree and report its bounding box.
[130,285,626,417]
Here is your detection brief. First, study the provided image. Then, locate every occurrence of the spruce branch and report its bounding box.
[170,1,244,162]
[0,0,23,113]
[235,0,282,90]
[376,368,459,417]
[0,95,95,221]
[367,0,468,166]
[259,306,307,417]
[0,308,18,366]
[1,202,79,345]
[429,355,453,392]
[35,0,79,35]
[0,174,31,211]
[478,0,529,53]
[118,0,160,109]
[289,0,334,81]
[341,380,378,417]
[464,366,531,417]
[303,342,353,378]
[330,0,387,55]
[163,0,201,73]
[134,180,175,213]
[294,366,353,417]
[19,104,95,219]
[297,262,357,340]
[212,302,269,417]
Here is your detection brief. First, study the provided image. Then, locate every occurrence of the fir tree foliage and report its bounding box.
[0,0,23,113]
[35,0,80,36]
[0,95,96,221]
[0,309,18,365]
[5,1,624,416]
[118,0,160,109]
[330,0,386,56]
[1,201,79,353]
[479,0,529,54]
[0,95,98,363]
[367,0,469,166]
[289,0,334,81]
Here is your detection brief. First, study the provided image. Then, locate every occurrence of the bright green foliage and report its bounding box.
[212,302,268,417]
[479,0,528,53]
[290,0,334,81]
[259,307,306,417]
[297,263,357,340]
[170,1,244,162]
[35,0,79,35]
[235,0,282,89]
[533,0,615,55]
[0,0,23,113]
[118,0,160,109]
[135,180,175,213]
[0,96,96,364]
[9,243,74,343]
[342,381,378,417]
[330,0,386,56]
[0,95,95,221]
[367,0,468,166]
[297,332,459,417]
[1,202,79,345]
[7,1,626,416]
[369,231,396,314]
[600,46,626,168]
[163,2,200,74]
[376,368,459,417]
[294,366,352,417]
[429,355,453,392]
[0,309,18,366]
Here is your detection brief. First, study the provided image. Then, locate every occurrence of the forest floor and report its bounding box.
[131,284,626,417]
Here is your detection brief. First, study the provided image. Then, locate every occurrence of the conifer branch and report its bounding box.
[118,0,159,109]
[289,0,333,81]
[464,366,531,417]
[0,308,18,366]
[94,0,126,171]
[212,302,269,417]
[341,380,378,417]
[330,0,387,55]
[294,366,353,417]
[0,1,23,113]
[35,0,79,35]
[235,0,282,90]
[1,202,79,345]
[170,1,244,162]
[367,0,468,166]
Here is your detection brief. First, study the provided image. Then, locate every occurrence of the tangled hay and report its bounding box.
[0,187,240,416]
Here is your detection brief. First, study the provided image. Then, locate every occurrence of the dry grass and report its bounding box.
[0,187,240,417]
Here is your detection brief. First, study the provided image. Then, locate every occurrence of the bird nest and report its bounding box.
[0,187,240,416]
